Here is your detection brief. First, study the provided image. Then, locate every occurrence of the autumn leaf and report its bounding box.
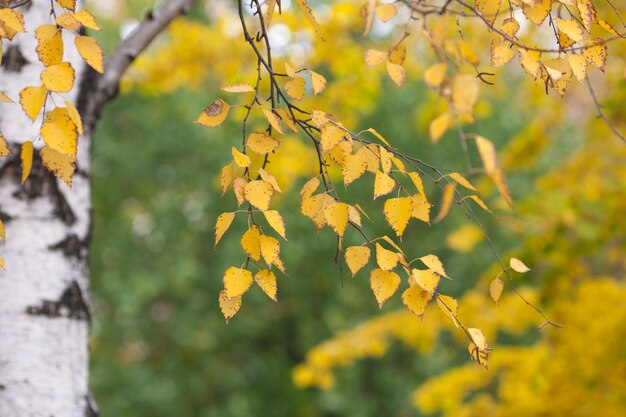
[20,141,33,184]
[255,270,278,301]
[383,197,413,238]
[510,257,530,273]
[223,267,253,299]
[219,290,242,322]
[75,36,104,73]
[215,212,236,246]
[195,99,230,127]
[402,285,432,317]
[263,210,286,239]
[345,246,371,276]
[369,269,400,308]
[244,180,274,211]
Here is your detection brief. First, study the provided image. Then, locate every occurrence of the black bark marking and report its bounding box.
[0,151,77,225]
[49,233,88,260]
[84,392,99,417]
[25,281,91,321]
[1,45,28,72]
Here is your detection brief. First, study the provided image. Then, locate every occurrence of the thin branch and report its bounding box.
[80,0,195,135]
[586,78,626,143]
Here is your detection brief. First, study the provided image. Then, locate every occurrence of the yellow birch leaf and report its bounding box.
[411,194,431,223]
[429,113,452,142]
[219,290,241,323]
[556,18,584,42]
[241,225,261,261]
[273,255,286,275]
[0,91,11,103]
[233,177,246,206]
[73,9,101,31]
[255,270,277,301]
[468,328,488,351]
[231,147,251,168]
[362,0,375,36]
[365,128,391,147]
[0,219,4,241]
[75,35,104,73]
[309,70,327,95]
[41,107,78,156]
[0,132,9,156]
[402,285,432,317]
[420,254,448,278]
[323,202,349,237]
[386,61,405,87]
[477,0,502,24]
[57,0,76,11]
[40,146,75,186]
[475,135,497,174]
[510,257,531,272]
[447,223,483,252]
[263,210,286,239]
[292,0,325,40]
[365,49,388,67]
[375,3,397,22]
[558,31,576,49]
[342,153,368,186]
[369,269,400,308]
[501,17,520,37]
[434,183,456,224]
[223,266,253,299]
[567,53,587,82]
[392,157,405,172]
[598,19,619,36]
[448,172,477,191]
[451,74,479,114]
[518,48,542,79]
[409,172,426,196]
[384,197,413,238]
[468,195,492,212]
[490,277,504,303]
[41,62,75,93]
[258,168,282,193]
[379,146,392,173]
[328,141,352,165]
[195,99,230,127]
[490,39,515,67]
[56,13,80,31]
[311,109,331,128]
[423,62,447,88]
[0,9,25,39]
[468,341,489,368]
[375,242,399,271]
[437,294,459,327]
[300,177,320,199]
[222,83,255,93]
[259,234,280,265]
[345,246,371,276]
[412,268,440,294]
[285,76,306,100]
[374,171,396,199]
[577,0,597,31]
[492,168,514,207]
[476,0,502,25]
[35,24,63,67]
[275,109,298,132]
[214,212,235,246]
[301,193,334,229]
[261,108,284,135]
[381,235,405,255]
[266,0,277,24]
[244,180,274,211]
[285,62,296,78]
[320,124,344,152]
[220,164,233,195]
[20,86,47,121]
[64,99,83,135]
[348,205,362,227]
[357,144,380,174]
[388,44,406,65]
[582,38,607,72]
[20,141,33,184]
[522,0,552,25]
[459,39,479,65]
[247,131,280,155]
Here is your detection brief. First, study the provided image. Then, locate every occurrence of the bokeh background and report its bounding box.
[87,1,626,416]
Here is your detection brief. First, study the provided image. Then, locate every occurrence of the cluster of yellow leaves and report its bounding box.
[0,1,104,187]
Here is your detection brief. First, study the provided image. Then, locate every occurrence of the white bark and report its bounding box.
[0,2,93,416]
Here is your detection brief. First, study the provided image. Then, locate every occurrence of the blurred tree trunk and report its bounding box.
[0,1,194,415]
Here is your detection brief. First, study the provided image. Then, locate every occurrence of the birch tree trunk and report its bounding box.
[0,1,94,416]
[0,0,194,415]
